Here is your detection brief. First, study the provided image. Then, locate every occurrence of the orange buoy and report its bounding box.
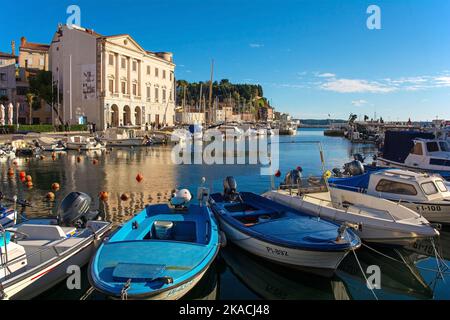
[8,168,14,177]
[275,170,281,178]
[92,159,99,165]
[120,193,130,201]
[26,175,33,182]
[136,173,144,183]
[46,192,55,200]
[51,183,60,191]
[19,171,26,179]
[99,191,109,201]
[77,156,82,163]
[26,181,33,188]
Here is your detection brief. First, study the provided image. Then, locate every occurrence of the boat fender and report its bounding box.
[132,221,139,230]
[220,231,227,248]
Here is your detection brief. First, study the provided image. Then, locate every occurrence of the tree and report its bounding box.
[26,93,35,125]
[28,70,63,124]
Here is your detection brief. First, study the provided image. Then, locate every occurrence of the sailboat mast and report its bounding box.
[208,59,214,125]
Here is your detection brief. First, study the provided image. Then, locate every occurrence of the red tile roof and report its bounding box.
[20,42,50,52]
[0,51,17,59]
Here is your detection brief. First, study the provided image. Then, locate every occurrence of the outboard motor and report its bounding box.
[353,154,365,163]
[170,189,192,208]
[57,192,100,228]
[343,160,365,176]
[332,168,343,178]
[223,177,240,202]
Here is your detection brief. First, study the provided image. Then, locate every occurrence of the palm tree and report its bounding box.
[26,93,35,125]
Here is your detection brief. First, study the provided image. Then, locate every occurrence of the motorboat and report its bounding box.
[209,177,361,277]
[89,187,220,300]
[0,192,112,300]
[376,131,450,180]
[0,144,16,162]
[279,121,298,136]
[101,128,152,147]
[11,139,41,157]
[217,125,244,139]
[66,136,106,151]
[34,137,67,152]
[263,169,440,246]
[328,168,450,225]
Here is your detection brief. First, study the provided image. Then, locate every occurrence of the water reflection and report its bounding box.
[18,129,450,300]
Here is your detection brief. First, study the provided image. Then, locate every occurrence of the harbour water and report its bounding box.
[2,129,450,300]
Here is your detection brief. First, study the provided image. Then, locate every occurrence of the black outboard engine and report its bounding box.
[332,168,343,178]
[57,192,101,228]
[343,160,365,176]
[353,154,365,163]
[223,177,240,202]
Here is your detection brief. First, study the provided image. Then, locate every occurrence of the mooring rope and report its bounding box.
[79,286,95,300]
[361,242,450,275]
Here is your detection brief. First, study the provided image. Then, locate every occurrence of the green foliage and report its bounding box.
[0,124,88,134]
[28,71,55,106]
[176,79,266,107]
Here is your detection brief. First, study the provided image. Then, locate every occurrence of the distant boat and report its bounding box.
[89,189,220,300]
[209,177,361,277]
[279,121,298,136]
[35,137,67,152]
[101,128,151,147]
[66,136,106,151]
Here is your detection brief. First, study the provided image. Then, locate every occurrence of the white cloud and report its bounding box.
[321,79,395,93]
[351,99,368,107]
[249,43,264,48]
[317,72,336,78]
[434,76,450,87]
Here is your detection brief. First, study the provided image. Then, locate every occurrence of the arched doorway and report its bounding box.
[135,106,142,126]
[123,105,131,126]
[111,105,119,127]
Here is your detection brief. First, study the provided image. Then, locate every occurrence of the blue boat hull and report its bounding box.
[89,204,220,300]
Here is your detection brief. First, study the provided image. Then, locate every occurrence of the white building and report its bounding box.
[50,25,176,130]
[0,50,17,103]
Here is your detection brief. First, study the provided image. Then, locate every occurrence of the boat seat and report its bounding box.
[16,224,68,241]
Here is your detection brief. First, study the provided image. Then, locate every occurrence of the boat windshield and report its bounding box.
[427,142,440,153]
[439,141,449,152]
[421,182,439,195]
[436,180,448,192]
[375,179,418,196]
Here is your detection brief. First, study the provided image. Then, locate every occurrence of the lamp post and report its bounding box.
[104,103,110,130]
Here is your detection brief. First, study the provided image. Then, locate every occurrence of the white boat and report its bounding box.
[376,131,450,180]
[35,137,67,152]
[328,169,450,225]
[263,175,440,246]
[66,136,106,151]
[217,125,244,139]
[0,192,112,300]
[101,128,151,147]
[279,121,298,136]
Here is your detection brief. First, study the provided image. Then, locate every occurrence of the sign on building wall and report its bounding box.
[81,64,96,100]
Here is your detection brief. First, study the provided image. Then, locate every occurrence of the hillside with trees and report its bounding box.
[176,79,270,110]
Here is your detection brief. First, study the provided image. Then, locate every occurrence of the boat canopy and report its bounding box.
[382,131,435,163]
[328,173,371,192]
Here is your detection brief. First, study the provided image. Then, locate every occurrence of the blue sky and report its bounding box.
[1,0,449,120]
